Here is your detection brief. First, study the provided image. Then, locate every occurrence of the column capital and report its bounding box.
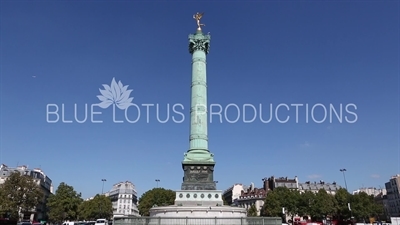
[189,33,211,54]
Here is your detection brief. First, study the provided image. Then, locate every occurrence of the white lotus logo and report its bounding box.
[97,78,134,110]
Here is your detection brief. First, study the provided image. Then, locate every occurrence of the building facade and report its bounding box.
[263,176,299,190]
[262,176,341,195]
[236,183,266,216]
[385,175,400,217]
[374,192,389,221]
[107,181,139,218]
[222,184,246,206]
[0,164,53,222]
[353,187,387,197]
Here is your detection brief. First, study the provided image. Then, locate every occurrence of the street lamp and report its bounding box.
[339,169,353,219]
[155,179,160,188]
[101,179,107,194]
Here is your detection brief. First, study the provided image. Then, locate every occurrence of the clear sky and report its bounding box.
[0,0,398,199]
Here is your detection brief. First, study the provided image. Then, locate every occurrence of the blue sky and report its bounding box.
[0,0,398,199]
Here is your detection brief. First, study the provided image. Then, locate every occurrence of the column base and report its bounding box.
[182,149,215,163]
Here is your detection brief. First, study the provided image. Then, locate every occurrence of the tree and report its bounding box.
[373,202,385,221]
[78,201,92,221]
[261,191,283,217]
[0,172,43,220]
[297,191,316,218]
[79,195,113,220]
[261,189,283,217]
[314,189,336,220]
[334,188,351,220]
[286,189,301,220]
[247,205,258,217]
[138,188,175,216]
[351,192,383,222]
[261,187,299,219]
[46,182,82,222]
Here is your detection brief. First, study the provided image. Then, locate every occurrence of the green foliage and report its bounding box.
[334,188,351,219]
[138,188,175,216]
[79,195,113,220]
[247,205,258,217]
[297,190,316,218]
[262,187,298,217]
[373,202,385,219]
[78,201,91,220]
[286,189,301,218]
[262,186,383,221]
[313,189,336,219]
[351,192,382,221]
[261,189,280,217]
[46,182,82,222]
[0,172,44,220]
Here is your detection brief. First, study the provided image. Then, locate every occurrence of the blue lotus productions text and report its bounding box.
[46,103,358,124]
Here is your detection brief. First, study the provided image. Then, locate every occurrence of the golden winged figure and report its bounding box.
[193,12,205,30]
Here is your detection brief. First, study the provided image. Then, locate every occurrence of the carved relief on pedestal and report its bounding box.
[187,173,208,182]
[183,165,214,182]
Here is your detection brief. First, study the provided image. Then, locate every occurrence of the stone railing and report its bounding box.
[114,216,282,225]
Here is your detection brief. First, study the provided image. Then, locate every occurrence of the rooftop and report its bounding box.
[298,181,341,191]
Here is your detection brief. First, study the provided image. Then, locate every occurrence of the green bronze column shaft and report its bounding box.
[189,31,209,152]
[183,27,214,163]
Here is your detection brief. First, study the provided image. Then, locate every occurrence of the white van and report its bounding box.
[94,219,108,225]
